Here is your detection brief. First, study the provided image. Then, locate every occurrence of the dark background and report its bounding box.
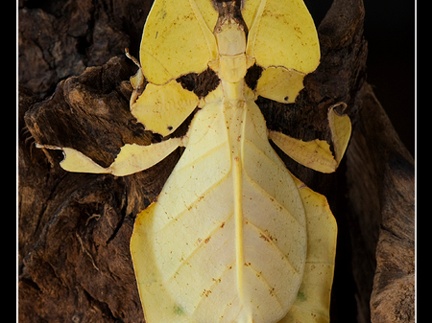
[363,0,415,157]
[306,0,415,156]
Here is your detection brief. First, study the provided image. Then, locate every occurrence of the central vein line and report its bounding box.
[222,76,250,319]
[233,153,244,300]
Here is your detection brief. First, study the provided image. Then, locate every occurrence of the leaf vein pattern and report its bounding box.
[243,138,284,173]
[243,172,303,228]
[166,211,234,283]
[246,262,285,309]
[245,219,300,275]
[175,141,228,172]
[157,169,231,234]
[192,265,238,315]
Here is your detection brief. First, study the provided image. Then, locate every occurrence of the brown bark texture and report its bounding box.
[18,0,415,322]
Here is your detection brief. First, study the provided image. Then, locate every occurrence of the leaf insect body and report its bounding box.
[38,0,352,322]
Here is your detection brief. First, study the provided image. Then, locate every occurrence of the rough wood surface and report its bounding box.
[346,84,415,323]
[18,0,415,322]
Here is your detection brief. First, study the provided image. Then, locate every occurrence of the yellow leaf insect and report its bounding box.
[39,0,352,322]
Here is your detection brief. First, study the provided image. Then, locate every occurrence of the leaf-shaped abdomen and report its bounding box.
[130,95,307,323]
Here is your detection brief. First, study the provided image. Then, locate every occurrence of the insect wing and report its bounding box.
[130,97,308,322]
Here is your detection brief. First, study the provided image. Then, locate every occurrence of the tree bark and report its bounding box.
[18,0,414,322]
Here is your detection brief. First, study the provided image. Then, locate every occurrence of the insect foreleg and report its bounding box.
[37,137,185,176]
[268,103,352,173]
